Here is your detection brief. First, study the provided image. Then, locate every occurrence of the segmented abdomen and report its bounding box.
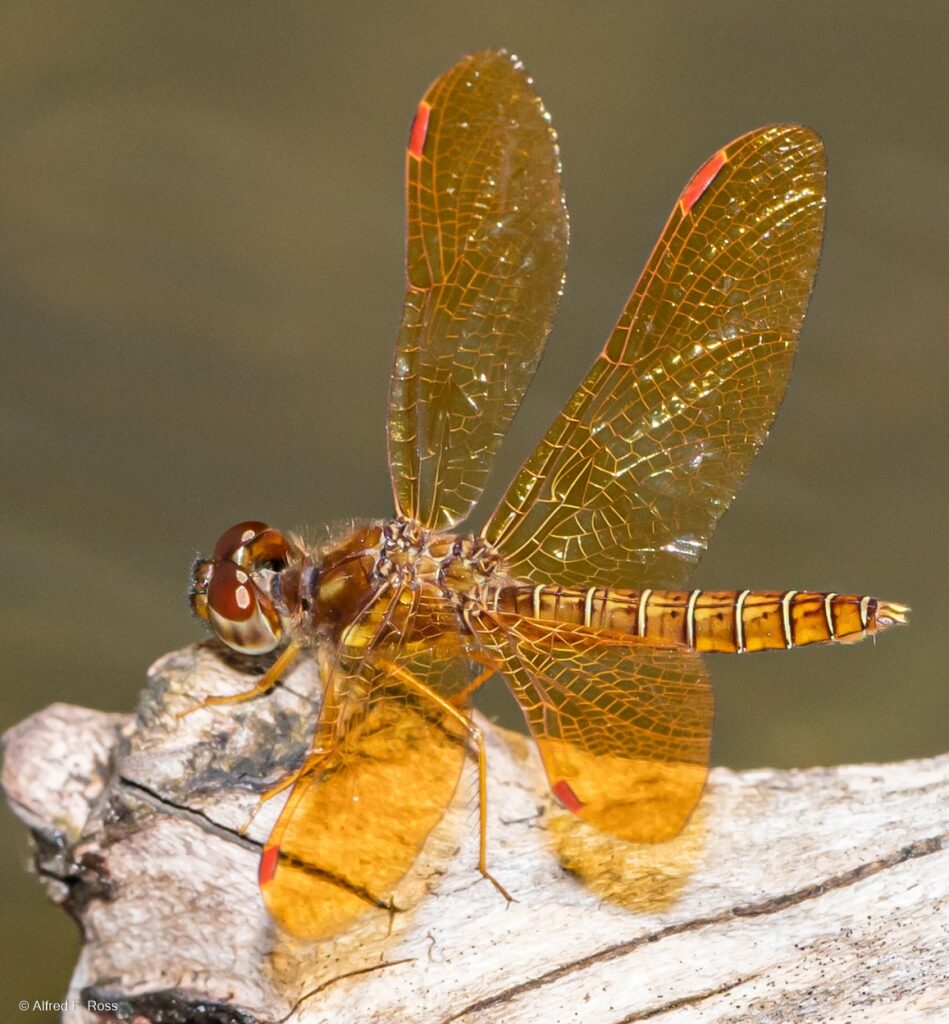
[493,585,902,651]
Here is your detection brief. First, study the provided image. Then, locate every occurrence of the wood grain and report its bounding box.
[2,642,946,1023]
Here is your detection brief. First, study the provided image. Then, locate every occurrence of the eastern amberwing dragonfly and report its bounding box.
[186,51,908,937]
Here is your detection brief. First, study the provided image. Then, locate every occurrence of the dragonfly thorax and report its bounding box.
[371,516,506,596]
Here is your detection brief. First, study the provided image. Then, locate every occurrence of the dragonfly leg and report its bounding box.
[176,641,301,718]
[238,746,331,835]
[241,675,342,835]
[448,663,497,708]
[376,656,514,904]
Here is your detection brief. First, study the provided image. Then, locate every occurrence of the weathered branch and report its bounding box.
[3,642,947,1023]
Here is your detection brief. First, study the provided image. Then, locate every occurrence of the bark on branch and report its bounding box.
[2,642,947,1023]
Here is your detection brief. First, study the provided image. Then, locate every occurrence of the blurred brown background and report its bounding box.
[2,2,946,1015]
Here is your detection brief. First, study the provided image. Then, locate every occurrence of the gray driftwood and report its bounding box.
[2,642,947,1024]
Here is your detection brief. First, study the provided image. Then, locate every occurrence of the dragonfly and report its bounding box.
[187,51,908,937]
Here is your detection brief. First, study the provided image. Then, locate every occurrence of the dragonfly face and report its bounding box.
[186,51,908,938]
[191,521,301,655]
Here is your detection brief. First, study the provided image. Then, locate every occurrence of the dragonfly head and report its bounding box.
[190,521,298,655]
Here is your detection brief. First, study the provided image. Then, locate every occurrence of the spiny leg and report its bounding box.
[449,663,498,709]
[240,659,343,833]
[377,656,514,904]
[176,641,301,718]
[239,746,331,835]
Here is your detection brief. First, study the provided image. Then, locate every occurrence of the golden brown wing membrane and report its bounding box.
[484,126,826,588]
[388,50,568,530]
[260,651,473,937]
[471,615,713,843]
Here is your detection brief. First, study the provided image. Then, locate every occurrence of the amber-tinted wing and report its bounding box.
[260,650,472,937]
[388,50,568,531]
[471,614,712,842]
[484,126,826,588]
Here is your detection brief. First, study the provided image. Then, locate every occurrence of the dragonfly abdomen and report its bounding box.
[494,585,908,652]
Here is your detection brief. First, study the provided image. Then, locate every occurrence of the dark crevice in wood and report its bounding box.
[730,835,943,919]
[117,774,262,852]
[615,973,753,1022]
[442,834,944,1023]
[279,958,417,1022]
[276,848,393,909]
[82,984,260,1024]
[117,774,396,911]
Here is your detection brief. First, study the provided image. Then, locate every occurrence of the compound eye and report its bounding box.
[206,560,283,655]
[243,528,292,571]
[213,521,272,561]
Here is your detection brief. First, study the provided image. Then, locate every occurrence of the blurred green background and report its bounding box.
[2,1,946,1016]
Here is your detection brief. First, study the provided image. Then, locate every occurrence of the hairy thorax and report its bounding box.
[279,517,510,653]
